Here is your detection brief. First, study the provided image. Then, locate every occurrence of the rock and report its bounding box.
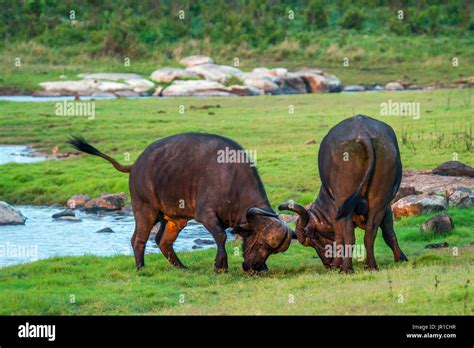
[192,245,203,250]
[52,209,75,219]
[393,185,420,203]
[400,169,474,195]
[343,85,365,92]
[425,242,449,249]
[179,55,214,67]
[84,193,127,213]
[78,73,144,81]
[96,81,131,93]
[67,194,91,209]
[55,216,82,222]
[446,186,472,197]
[121,205,133,214]
[39,80,101,95]
[237,72,281,94]
[432,161,474,177]
[294,71,326,92]
[114,90,141,97]
[161,80,237,97]
[0,202,27,225]
[294,69,342,93]
[152,86,163,96]
[420,214,454,234]
[194,238,215,245]
[252,67,288,78]
[277,73,307,94]
[227,85,262,96]
[123,79,155,93]
[447,188,473,207]
[279,214,297,224]
[96,227,114,233]
[304,139,316,145]
[40,77,153,96]
[310,70,341,92]
[150,67,199,83]
[187,64,242,84]
[385,82,404,91]
[391,194,447,219]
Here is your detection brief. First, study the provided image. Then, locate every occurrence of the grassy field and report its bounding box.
[0,89,472,315]
[0,207,472,315]
[1,33,474,93]
[0,89,472,206]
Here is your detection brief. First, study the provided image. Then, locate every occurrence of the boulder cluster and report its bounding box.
[67,192,128,213]
[391,161,474,220]
[37,55,473,98]
[37,55,345,97]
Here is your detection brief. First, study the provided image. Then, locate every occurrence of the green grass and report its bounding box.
[0,89,472,206]
[0,89,472,315]
[1,33,473,93]
[0,207,472,315]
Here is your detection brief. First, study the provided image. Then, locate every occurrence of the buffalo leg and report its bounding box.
[380,206,408,262]
[364,210,385,270]
[201,217,228,273]
[131,204,156,270]
[336,217,355,273]
[158,220,187,268]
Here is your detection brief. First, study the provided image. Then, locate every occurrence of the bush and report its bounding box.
[304,0,328,29]
[339,7,365,30]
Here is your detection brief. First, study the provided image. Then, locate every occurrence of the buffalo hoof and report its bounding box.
[340,267,354,274]
[214,267,228,273]
[242,262,268,275]
[397,253,408,262]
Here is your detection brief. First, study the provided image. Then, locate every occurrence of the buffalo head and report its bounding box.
[233,207,292,273]
[278,202,335,268]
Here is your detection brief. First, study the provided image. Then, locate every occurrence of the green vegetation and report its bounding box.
[0,207,472,315]
[0,89,472,205]
[0,77,472,316]
[1,1,473,92]
[0,0,472,317]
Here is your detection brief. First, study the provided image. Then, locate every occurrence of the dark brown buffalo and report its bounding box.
[279,115,407,273]
[68,133,292,273]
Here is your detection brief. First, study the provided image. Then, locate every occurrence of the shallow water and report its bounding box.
[0,145,48,165]
[0,96,153,102]
[0,206,230,268]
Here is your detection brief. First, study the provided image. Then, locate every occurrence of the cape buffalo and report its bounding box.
[68,133,292,273]
[279,115,407,273]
